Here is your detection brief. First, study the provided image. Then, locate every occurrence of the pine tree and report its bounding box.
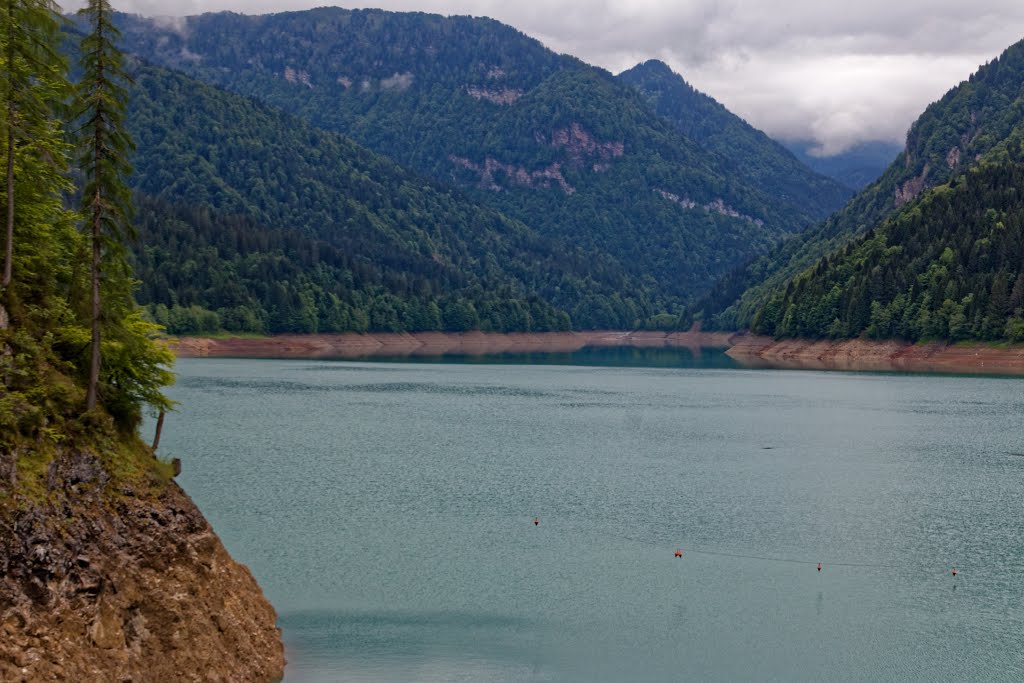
[0,0,64,329]
[72,0,135,410]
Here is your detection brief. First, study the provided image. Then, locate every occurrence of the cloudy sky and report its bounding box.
[76,0,1024,155]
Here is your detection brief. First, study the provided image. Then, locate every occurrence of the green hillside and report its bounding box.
[113,8,849,300]
[617,60,851,212]
[751,159,1024,342]
[126,65,658,333]
[694,38,1024,330]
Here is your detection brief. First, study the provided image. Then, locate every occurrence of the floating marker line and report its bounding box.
[678,546,896,568]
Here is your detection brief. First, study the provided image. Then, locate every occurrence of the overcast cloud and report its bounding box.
[68,0,1024,155]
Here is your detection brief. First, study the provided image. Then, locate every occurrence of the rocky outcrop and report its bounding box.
[282,66,312,88]
[449,155,575,194]
[0,449,284,682]
[655,189,765,226]
[894,164,930,208]
[946,146,961,169]
[546,123,624,164]
[465,86,522,104]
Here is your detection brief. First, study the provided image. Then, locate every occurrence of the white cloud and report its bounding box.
[65,0,1024,155]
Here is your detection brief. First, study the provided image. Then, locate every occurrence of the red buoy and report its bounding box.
[533,517,539,526]
[674,549,682,558]
[817,563,822,572]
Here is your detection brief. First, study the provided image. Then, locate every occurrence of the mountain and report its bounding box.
[617,60,851,210]
[112,8,850,303]
[125,64,662,334]
[751,159,1024,342]
[694,37,1024,331]
[783,140,903,191]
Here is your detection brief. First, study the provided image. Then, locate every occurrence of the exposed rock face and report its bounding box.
[655,189,765,226]
[449,155,575,194]
[465,86,522,104]
[282,66,312,88]
[546,123,624,164]
[895,164,930,208]
[946,146,961,169]
[0,449,284,682]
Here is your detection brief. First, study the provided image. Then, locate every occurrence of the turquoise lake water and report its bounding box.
[159,354,1024,681]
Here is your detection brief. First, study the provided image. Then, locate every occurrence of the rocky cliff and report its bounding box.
[0,447,284,682]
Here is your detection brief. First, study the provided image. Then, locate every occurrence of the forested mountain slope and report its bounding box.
[694,37,1024,330]
[751,160,1024,342]
[126,65,658,333]
[113,8,849,300]
[617,60,851,211]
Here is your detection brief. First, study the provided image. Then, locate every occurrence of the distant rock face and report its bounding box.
[0,449,284,682]
[546,123,624,164]
[895,164,930,208]
[449,155,575,194]
[465,86,522,104]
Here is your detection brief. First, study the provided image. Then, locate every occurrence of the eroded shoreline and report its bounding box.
[171,330,737,359]
[170,331,1024,375]
[725,336,1024,375]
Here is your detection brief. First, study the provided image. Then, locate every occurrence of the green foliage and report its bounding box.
[695,37,1024,330]
[618,60,851,217]
[122,67,657,333]
[74,0,139,411]
[112,7,835,302]
[1,0,174,453]
[752,162,1024,343]
[1,0,67,293]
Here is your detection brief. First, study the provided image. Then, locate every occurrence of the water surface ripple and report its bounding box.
[161,357,1024,682]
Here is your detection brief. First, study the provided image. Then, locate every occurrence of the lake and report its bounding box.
[158,353,1024,681]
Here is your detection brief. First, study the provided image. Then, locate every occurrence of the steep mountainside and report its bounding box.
[113,8,847,301]
[617,60,851,210]
[751,160,1024,342]
[783,140,902,191]
[695,38,1024,329]
[126,64,661,333]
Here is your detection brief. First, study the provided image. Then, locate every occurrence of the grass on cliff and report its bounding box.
[6,424,177,509]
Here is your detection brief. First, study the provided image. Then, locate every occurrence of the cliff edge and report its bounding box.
[0,446,284,682]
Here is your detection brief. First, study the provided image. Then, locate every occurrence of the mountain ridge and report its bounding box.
[112,7,850,304]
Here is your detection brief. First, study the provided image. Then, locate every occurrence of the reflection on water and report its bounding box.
[158,358,1024,682]
[352,345,741,369]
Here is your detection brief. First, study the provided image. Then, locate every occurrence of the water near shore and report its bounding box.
[160,353,1024,681]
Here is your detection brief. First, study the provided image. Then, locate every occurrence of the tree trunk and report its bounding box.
[151,409,165,452]
[86,186,100,410]
[2,0,13,292]
[86,11,104,411]
[2,123,12,292]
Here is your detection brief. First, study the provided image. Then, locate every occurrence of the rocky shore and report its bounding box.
[172,330,1024,375]
[726,336,1024,375]
[172,329,741,360]
[0,449,284,682]
[171,330,737,359]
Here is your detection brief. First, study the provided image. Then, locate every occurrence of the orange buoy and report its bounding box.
[533,517,539,526]
[674,549,682,558]
[817,562,822,572]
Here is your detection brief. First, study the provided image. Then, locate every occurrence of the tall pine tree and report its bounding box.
[72,0,135,410]
[0,0,64,329]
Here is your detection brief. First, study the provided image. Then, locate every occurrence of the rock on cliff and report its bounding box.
[0,449,284,682]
